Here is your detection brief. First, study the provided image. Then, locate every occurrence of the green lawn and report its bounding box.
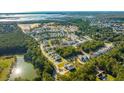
[0,56,15,80]
[107,74,115,81]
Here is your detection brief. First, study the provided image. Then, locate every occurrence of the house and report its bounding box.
[78,55,89,62]
[96,72,107,80]
[64,64,75,71]
[96,67,107,80]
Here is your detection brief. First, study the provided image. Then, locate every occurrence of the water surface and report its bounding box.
[9,55,38,81]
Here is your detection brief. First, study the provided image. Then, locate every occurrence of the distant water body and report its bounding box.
[0,11,124,22]
[0,14,67,22]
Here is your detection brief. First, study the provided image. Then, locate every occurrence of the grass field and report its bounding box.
[107,74,115,81]
[0,56,15,81]
[57,58,68,68]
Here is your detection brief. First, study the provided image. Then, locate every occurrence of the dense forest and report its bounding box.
[56,46,80,59]
[79,40,104,53]
[0,24,28,55]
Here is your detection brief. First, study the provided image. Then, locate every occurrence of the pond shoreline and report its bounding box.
[8,55,38,81]
[7,56,17,81]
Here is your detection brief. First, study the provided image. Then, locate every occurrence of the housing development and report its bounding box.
[0,12,124,81]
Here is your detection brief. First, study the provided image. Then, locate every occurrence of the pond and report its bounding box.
[9,55,39,81]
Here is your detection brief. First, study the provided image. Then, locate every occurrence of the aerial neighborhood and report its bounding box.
[19,22,114,76]
[0,12,124,81]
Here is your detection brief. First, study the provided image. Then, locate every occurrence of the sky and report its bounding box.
[0,0,124,13]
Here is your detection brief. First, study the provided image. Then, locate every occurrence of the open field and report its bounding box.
[0,56,15,80]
